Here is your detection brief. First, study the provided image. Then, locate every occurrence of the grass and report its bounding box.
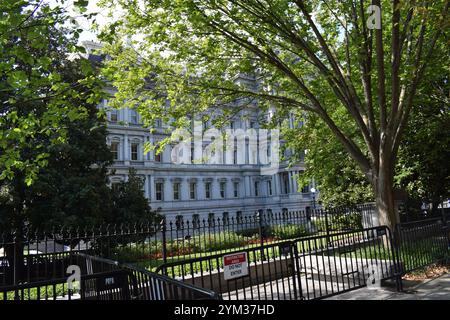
[2,282,70,300]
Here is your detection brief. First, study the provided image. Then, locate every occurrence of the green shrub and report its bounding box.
[235,228,259,237]
[269,224,310,240]
[332,213,363,230]
[313,218,327,232]
[235,226,271,238]
[312,213,363,232]
[195,231,247,252]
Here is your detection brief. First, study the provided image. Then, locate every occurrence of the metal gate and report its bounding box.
[156,226,402,300]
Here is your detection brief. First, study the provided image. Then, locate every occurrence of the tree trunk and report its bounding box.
[373,159,398,231]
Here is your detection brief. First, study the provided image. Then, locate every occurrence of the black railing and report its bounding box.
[394,218,449,274]
[1,203,448,300]
[121,263,221,300]
[156,226,401,300]
[0,205,376,287]
[0,252,220,300]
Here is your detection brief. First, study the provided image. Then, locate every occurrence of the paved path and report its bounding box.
[326,273,450,300]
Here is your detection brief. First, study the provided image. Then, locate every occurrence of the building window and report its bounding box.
[175,215,183,230]
[236,211,243,223]
[222,212,229,225]
[192,214,200,229]
[131,143,139,161]
[110,142,119,160]
[282,173,290,194]
[208,212,215,227]
[110,110,118,123]
[111,182,120,192]
[173,182,180,200]
[155,118,162,127]
[220,182,226,198]
[155,182,164,201]
[250,121,256,129]
[267,180,272,196]
[233,182,239,198]
[205,182,211,199]
[190,182,197,200]
[154,144,162,162]
[130,110,138,124]
[254,181,260,197]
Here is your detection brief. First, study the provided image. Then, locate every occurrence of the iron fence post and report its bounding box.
[324,209,331,247]
[257,210,265,260]
[390,225,404,292]
[13,229,19,300]
[441,196,449,253]
[161,217,167,264]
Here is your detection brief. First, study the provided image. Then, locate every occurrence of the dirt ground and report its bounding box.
[402,263,449,281]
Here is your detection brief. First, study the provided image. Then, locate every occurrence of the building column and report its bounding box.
[244,175,251,197]
[227,178,235,199]
[123,134,129,161]
[144,175,149,199]
[198,178,207,200]
[212,178,219,199]
[164,178,172,201]
[150,137,155,161]
[293,171,299,193]
[276,173,282,194]
[123,108,129,123]
[181,178,189,200]
[149,175,154,201]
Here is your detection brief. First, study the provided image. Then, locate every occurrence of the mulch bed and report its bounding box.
[402,263,449,281]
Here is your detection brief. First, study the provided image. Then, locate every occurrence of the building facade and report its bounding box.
[103,105,315,223]
[87,43,316,223]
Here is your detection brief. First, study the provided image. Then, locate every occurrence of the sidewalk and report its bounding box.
[326,273,450,300]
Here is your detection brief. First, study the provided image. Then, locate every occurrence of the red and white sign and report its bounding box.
[223,252,248,280]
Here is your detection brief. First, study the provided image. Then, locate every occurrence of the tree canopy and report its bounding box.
[0,0,102,186]
[97,0,449,228]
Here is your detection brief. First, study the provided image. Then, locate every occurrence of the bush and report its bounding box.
[312,212,363,232]
[269,224,310,240]
[332,213,363,230]
[195,231,248,252]
[312,217,327,232]
[235,228,260,237]
[235,226,272,238]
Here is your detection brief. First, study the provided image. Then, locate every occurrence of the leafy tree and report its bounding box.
[0,0,100,185]
[283,114,374,207]
[285,46,449,210]
[110,167,161,226]
[395,75,450,214]
[16,65,115,231]
[0,1,104,279]
[98,0,449,229]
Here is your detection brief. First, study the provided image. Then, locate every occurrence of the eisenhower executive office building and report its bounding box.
[86,42,317,224]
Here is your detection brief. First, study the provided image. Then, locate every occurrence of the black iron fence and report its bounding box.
[0,204,375,287]
[394,218,449,275]
[155,226,401,300]
[0,252,219,300]
[1,203,448,300]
